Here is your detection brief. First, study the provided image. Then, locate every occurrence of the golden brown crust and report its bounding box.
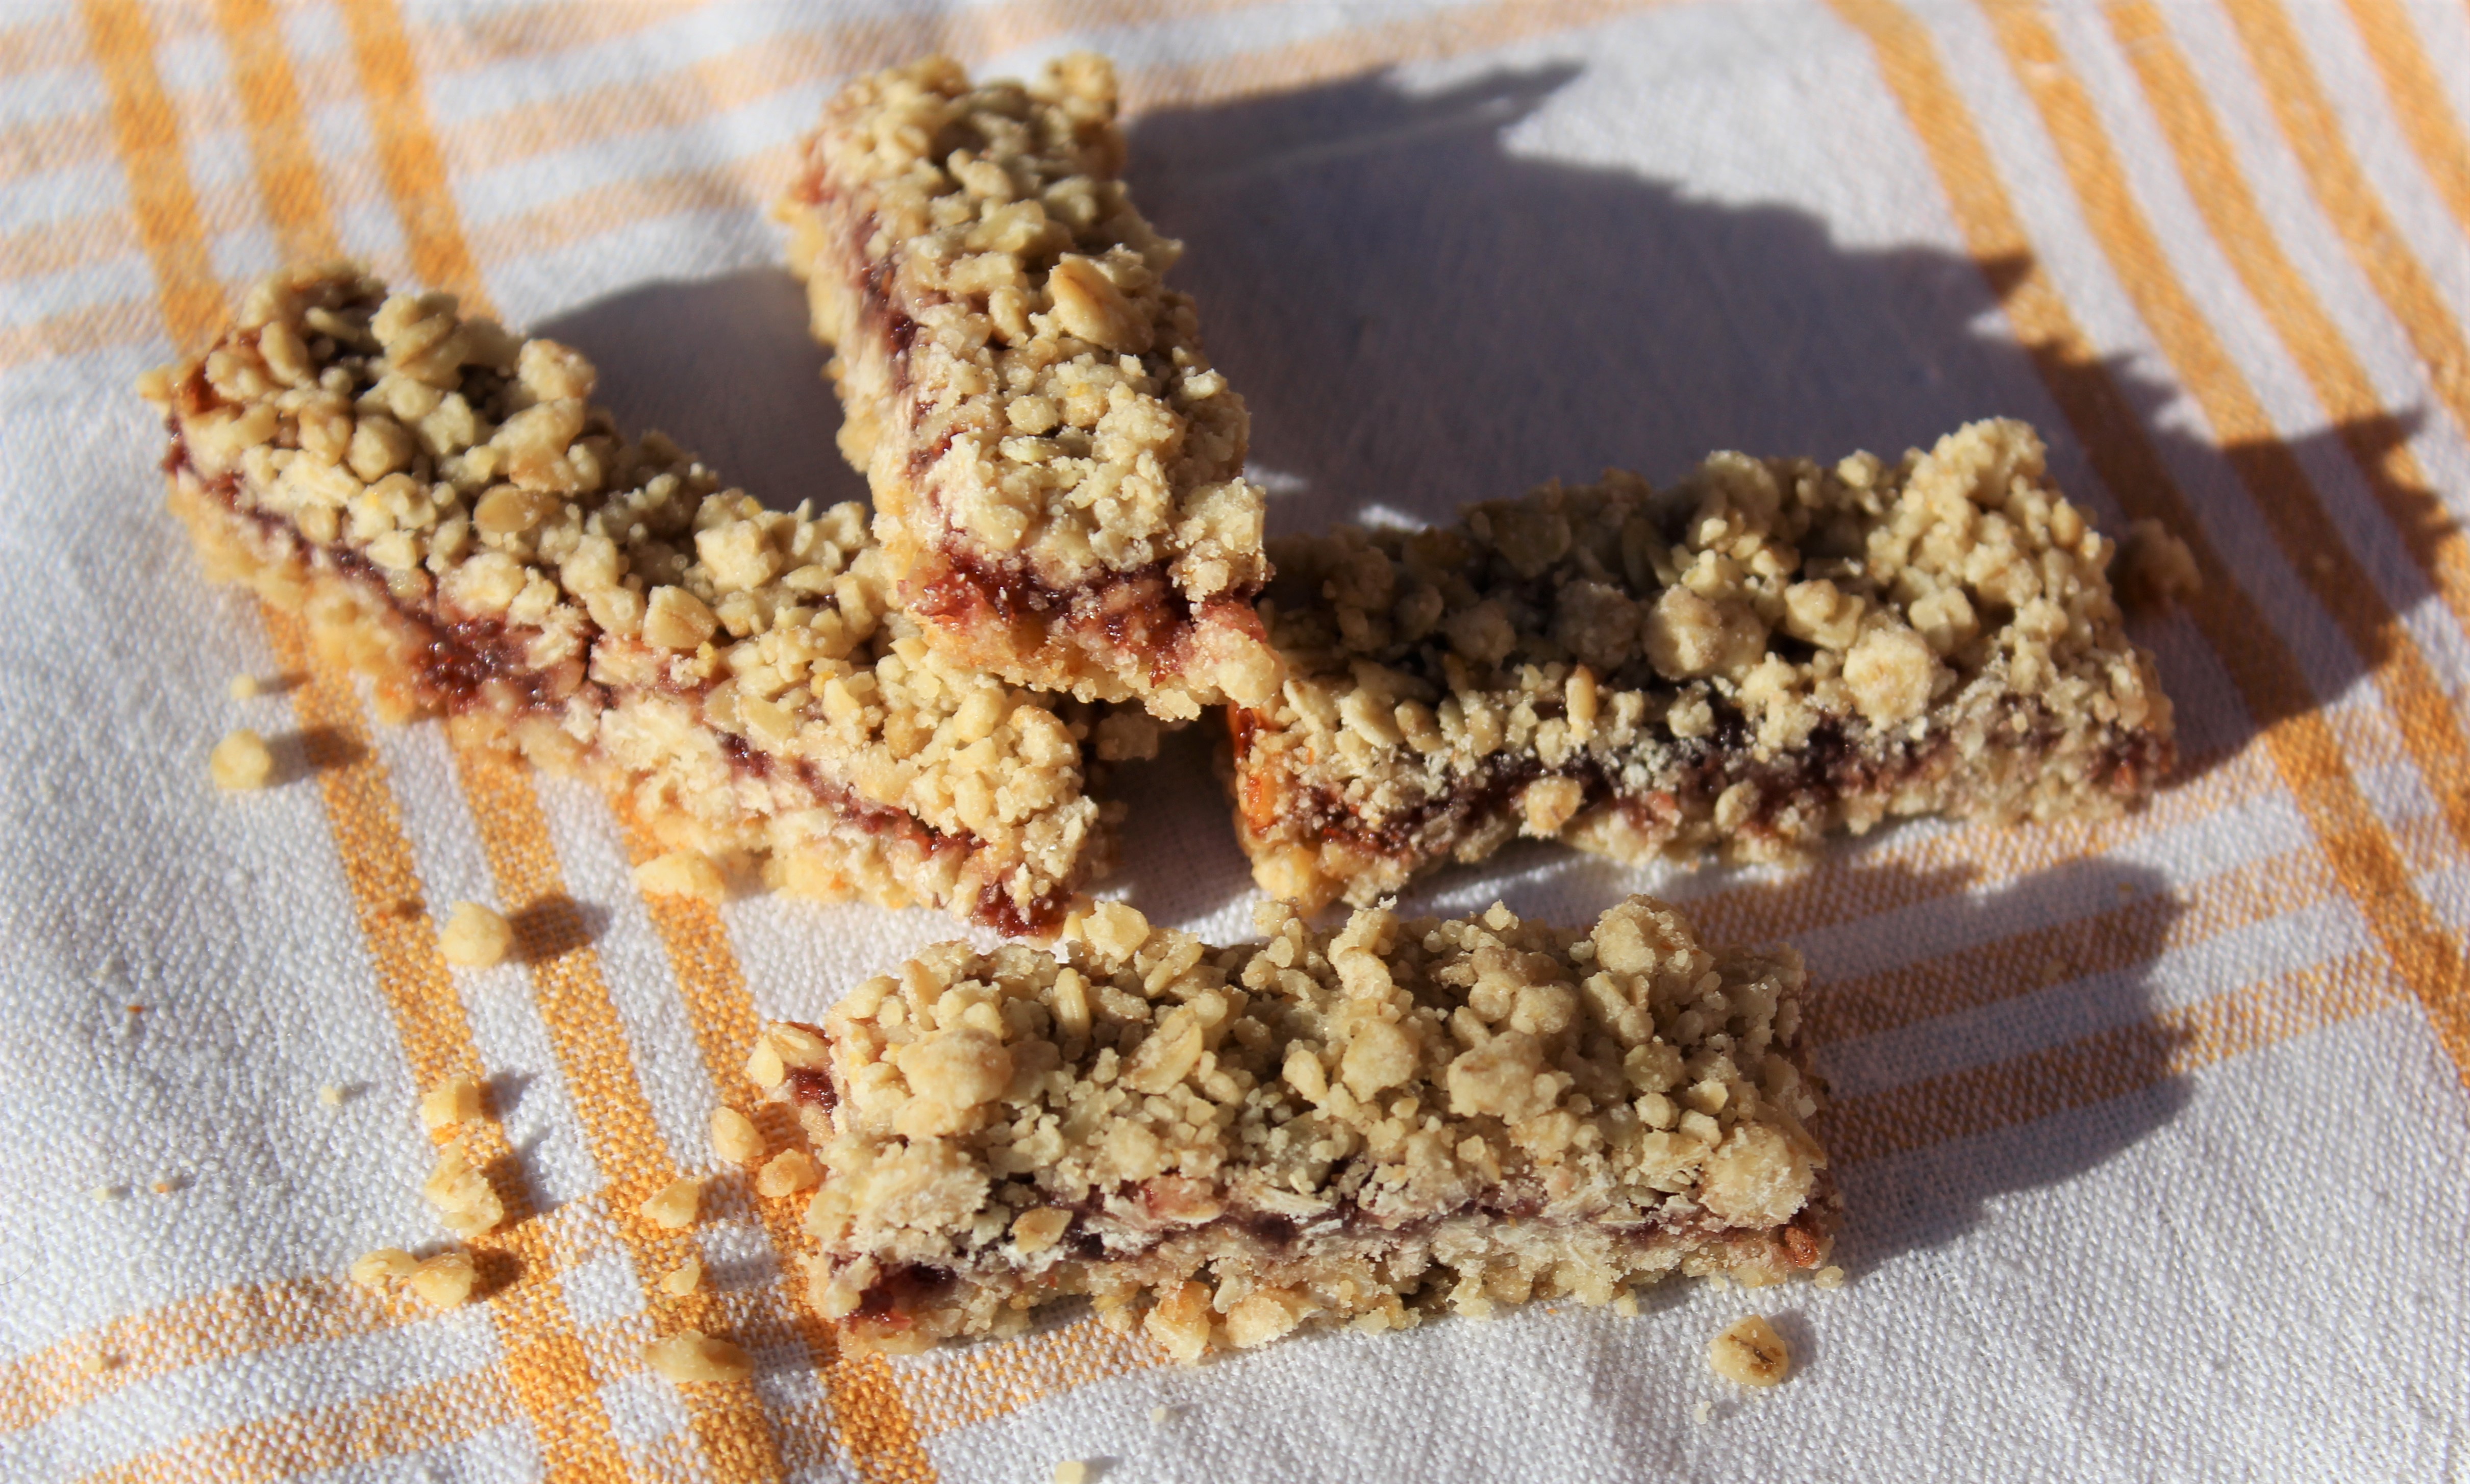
[759,895,1834,1360]
[776,54,1282,721]
[1231,420,2177,909]
[145,262,1137,936]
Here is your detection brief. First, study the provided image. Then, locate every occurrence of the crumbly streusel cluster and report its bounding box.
[779,54,1281,719]
[147,262,1155,932]
[758,894,1832,1357]
[1233,419,2176,908]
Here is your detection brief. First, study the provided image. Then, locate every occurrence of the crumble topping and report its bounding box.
[1707,1315,1791,1386]
[778,54,1281,721]
[144,263,1135,936]
[1231,420,2176,908]
[661,1257,705,1297]
[768,894,1833,1359]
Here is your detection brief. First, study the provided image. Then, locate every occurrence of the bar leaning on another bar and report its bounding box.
[146,263,1150,937]
[754,894,1834,1360]
[777,53,1282,721]
[1230,419,2177,910]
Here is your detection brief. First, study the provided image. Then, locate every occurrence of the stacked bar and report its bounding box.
[759,894,1834,1359]
[778,54,1282,721]
[147,263,1149,935]
[1230,420,2177,909]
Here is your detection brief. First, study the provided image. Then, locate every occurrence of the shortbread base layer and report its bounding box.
[169,449,1104,934]
[806,1171,1834,1357]
[1233,684,2172,911]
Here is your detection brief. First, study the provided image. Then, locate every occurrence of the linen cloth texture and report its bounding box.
[5,1,2468,1480]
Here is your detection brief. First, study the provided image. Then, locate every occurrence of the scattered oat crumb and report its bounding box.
[1692,1400,1713,1425]
[1149,1405,1171,1424]
[228,674,262,700]
[408,1250,478,1309]
[91,1185,124,1202]
[79,1351,115,1377]
[2116,518,2202,610]
[1613,1291,1641,1318]
[635,851,725,904]
[710,1106,764,1164]
[419,1075,485,1131]
[1052,1463,1089,1484]
[350,1248,418,1290]
[423,1145,506,1238]
[317,1083,348,1108]
[643,1330,752,1384]
[149,1178,183,1195]
[437,902,514,968]
[124,1004,146,1016]
[661,1257,705,1297]
[1705,1274,1731,1292]
[1813,1266,1846,1291]
[1708,1316,1792,1388]
[639,1177,702,1230]
[754,1148,820,1199]
[209,728,275,791]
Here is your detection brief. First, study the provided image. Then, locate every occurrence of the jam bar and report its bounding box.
[144,263,1153,936]
[1230,420,2176,909]
[756,894,1834,1359]
[776,54,1282,721]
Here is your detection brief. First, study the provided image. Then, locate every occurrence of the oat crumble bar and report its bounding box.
[145,263,1152,936]
[1231,420,2176,909]
[777,54,1282,721]
[757,894,1834,1359]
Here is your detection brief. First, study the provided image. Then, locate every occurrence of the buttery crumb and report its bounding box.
[636,851,725,904]
[1812,1265,1845,1291]
[437,903,514,968]
[423,1144,506,1238]
[754,1148,820,1198]
[79,1352,114,1377]
[419,1075,485,1131]
[1053,1464,1089,1484]
[149,1178,183,1195]
[661,1257,705,1297]
[209,728,274,791]
[408,1250,478,1309]
[711,1106,765,1164]
[639,1177,703,1230]
[643,1330,753,1384]
[228,674,262,700]
[350,1247,418,1290]
[1692,1400,1713,1425]
[2117,518,2201,610]
[1613,1291,1641,1318]
[1708,1315,1791,1387]
[316,1083,347,1107]
[91,1185,124,1202]
[1149,1405,1171,1424]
